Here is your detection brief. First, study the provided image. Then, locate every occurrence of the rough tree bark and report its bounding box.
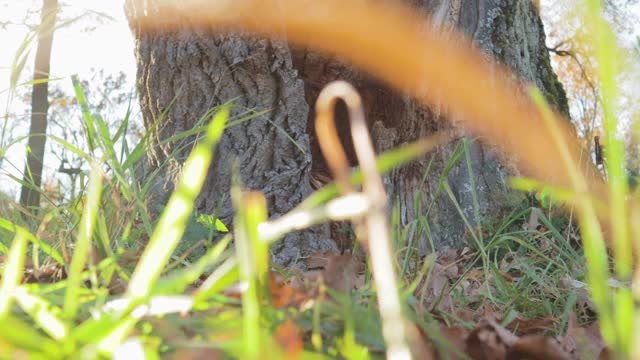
[127,0,569,265]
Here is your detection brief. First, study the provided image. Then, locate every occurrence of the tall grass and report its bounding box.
[126,0,639,357]
[0,70,451,357]
[0,0,638,358]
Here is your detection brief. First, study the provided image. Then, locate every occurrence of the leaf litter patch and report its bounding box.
[1,246,609,359]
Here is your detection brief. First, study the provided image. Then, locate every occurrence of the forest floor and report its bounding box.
[3,200,608,359]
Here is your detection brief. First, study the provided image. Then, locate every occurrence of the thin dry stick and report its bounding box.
[315,81,411,360]
[258,132,455,242]
[259,193,372,242]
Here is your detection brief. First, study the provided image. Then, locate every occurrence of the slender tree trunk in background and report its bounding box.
[19,0,58,214]
[127,0,569,266]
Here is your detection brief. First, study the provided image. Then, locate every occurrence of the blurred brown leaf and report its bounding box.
[275,319,304,360]
[505,314,557,336]
[416,262,454,313]
[305,251,365,292]
[507,335,571,360]
[561,313,607,359]
[437,325,470,360]
[269,271,313,309]
[466,320,518,360]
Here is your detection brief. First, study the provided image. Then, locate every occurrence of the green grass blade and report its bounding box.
[152,234,233,295]
[585,0,631,280]
[243,192,269,294]
[71,312,130,344]
[0,218,64,265]
[530,87,615,354]
[231,170,266,359]
[0,232,28,317]
[14,286,67,341]
[49,135,92,163]
[126,107,229,301]
[63,161,104,320]
[193,257,239,303]
[71,75,97,153]
[89,108,228,355]
[121,94,180,170]
[0,315,62,357]
[95,213,114,259]
[299,131,455,209]
[0,134,30,159]
[463,139,484,245]
[9,31,36,91]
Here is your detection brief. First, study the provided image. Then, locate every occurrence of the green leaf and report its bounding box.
[215,218,229,233]
[0,232,28,317]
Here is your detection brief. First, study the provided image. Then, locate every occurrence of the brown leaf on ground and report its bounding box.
[23,262,66,283]
[269,271,313,309]
[0,255,66,284]
[275,319,304,360]
[479,303,501,322]
[221,271,314,308]
[108,277,128,295]
[437,247,475,278]
[499,252,522,272]
[305,250,341,269]
[305,251,365,292]
[453,314,589,360]
[507,335,571,360]
[407,324,437,360]
[436,325,470,360]
[461,268,495,301]
[455,307,479,324]
[505,314,557,336]
[561,313,607,359]
[466,319,518,360]
[323,253,365,292]
[117,249,143,269]
[438,247,460,266]
[415,262,454,313]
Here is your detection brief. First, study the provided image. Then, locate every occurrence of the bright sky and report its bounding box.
[0,0,135,103]
[0,0,136,194]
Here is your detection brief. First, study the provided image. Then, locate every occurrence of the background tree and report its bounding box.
[19,0,58,214]
[2,2,133,217]
[541,0,640,168]
[126,0,570,265]
[45,70,137,202]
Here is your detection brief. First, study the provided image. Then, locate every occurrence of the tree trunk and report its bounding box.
[20,0,58,214]
[127,0,569,265]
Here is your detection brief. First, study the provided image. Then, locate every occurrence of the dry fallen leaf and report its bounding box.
[274,319,304,360]
[507,335,571,360]
[436,325,470,360]
[505,314,557,336]
[561,313,607,359]
[269,271,313,309]
[466,319,518,360]
[305,251,365,292]
[407,324,437,360]
[415,262,454,313]
[305,250,341,269]
[0,255,66,284]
